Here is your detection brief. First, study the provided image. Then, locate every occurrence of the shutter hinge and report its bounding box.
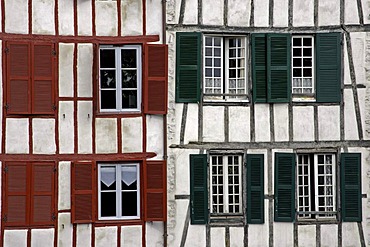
[4,48,9,54]
[3,166,8,173]
[52,50,57,56]
[2,215,7,222]
[51,213,56,221]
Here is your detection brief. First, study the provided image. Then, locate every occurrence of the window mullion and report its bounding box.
[116,48,122,111]
[116,165,121,218]
[223,156,228,214]
[314,154,319,218]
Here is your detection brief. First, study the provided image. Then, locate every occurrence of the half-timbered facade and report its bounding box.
[167,0,370,246]
[0,1,168,247]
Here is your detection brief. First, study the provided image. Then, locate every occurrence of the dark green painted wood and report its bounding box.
[190,154,208,224]
[247,154,265,224]
[252,34,267,103]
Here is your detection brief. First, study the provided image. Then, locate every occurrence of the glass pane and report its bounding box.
[100,166,116,189]
[214,38,221,46]
[100,70,116,88]
[205,37,213,46]
[293,68,301,77]
[303,58,312,66]
[303,38,312,46]
[122,70,137,88]
[101,192,116,217]
[101,90,116,109]
[122,90,137,109]
[214,58,221,67]
[121,49,137,68]
[293,38,301,46]
[100,49,115,68]
[293,48,301,56]
[121,165,137,188]
[205,58,212,66]
[205,48,212,56]
[214,48,221,57]
[121,191,137,216]
[303,48,312,56]
[293,58,301,67]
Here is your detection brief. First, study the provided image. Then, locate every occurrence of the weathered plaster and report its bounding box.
[229,227,244,247]
[77,101,93,154]
[203,106,225,142]
[32,118,56,154]
[249,224,269,247]
[121,225,142,247]
[184,101,199,144]
[274,223,293,247]
[174,149,194,195]
[146,115,164,160]
[345,0,360,24]
[95,118,118,154]
[298,225,316,247]
[318,0,340,26]
[122,117,142,153]
[255,104,270,142]
[167,200,189,247]
[202,0,223,26]
[58,0,74,35]
[293,0,314,27]
[351,33,366,86]
[210,227,225,247]
[358,88,368,140]
[228,0,250,27]
[293,106,315,141]
[59,102,74,154]
[321,225,338,247]
[273,0,288,27]
[5,0,28,34]
[95,227,117,247]
[59,43,74,98]
[182,0,198,25]
[344,38,352,85]
[318,106,340,141]
[185,225,206,247]
[5,118,29,154]
[3,230,27,247]
[146,0,163,43]
[146,222,164,247]
[58,213,72,247]
[229,106,250,142]
[344,89,359,140]
[362,0,370,25]
[254,0,269,27]
[77,0,92,36]
[121,0,143,36]
[58,162,71,210]
[32,0,55,35]
[274,104,289,142]
[76,224,91,247]
[31,228,54,247]
[342,223,361,247]
[77,44,93,98]
[96,1,117,36]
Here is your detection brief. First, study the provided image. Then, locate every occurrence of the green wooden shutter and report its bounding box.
[316,33,341,103]
[247,154,264,224]
[190,154,208,224]
[341,153,362,222]
[274,153,295,222]
[268,34,291,103]
[252,34,267,103]
[176,33,201,103]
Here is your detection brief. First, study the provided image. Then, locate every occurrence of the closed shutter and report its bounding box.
[176,33,201,103]
[252,34,267,102]
[247,154,264,224]
[31,162,55,225]
[6,43,31,114]
[341,153,362,222]
[268,34,291,102]
[316,33,341,103]
[274,153,295,222]
[145,161,166,221]
[72,162,95,223]
[190,154,208,224]
[144,44,168,114]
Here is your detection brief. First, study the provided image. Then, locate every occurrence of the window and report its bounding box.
[98,163,140,220]
[99,45,142,112]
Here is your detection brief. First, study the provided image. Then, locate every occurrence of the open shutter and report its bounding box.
[252,34,267,102]
[268,34,291,102]
[31,162,55,226]
[190,154,208,224]
[274,153,295,222]
[176,33,201,103]
[4,162,29,226]
[6,43,31,114]
[32,43,55,114]
[144,44,168,114]
[145,161,166,221]
[316,33,341,103]
[247,154,264,224]
[71,162,95,223]
[341,153,362,222]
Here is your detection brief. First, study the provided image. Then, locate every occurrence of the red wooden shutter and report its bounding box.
[4,162,29,226]
[145,160,166,221]
[71,162,95,223]
[30,162,55,226]
[6,43,31,114]
[32,43,55,114]
[144,44,168,114]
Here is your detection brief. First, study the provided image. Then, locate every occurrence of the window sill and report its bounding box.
[209,214,244,226]
[94,219,143,227]
[96,110,142,118]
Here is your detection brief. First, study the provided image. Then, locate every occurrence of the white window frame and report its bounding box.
[98,163,140,220]
[99,45,142,112]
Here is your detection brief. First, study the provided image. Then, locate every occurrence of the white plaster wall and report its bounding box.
[255,104,270,142]
[121,225,142,247]
[78,101,93,154]
[166,0,181,25]
[210,227,225,247]
[185,225,206,247]
[76,224,92,247]
[95,227,117,247]
[58,213,72,247]
[345,0,360,24]
[202,0,223,26]
[321,225,338,247]
[59,43,74,97]
[254,0,269,27]
[230,227,244,247]
[5,0,28,34]
[6,118,29,154]
[184,103,199,143]
[358,88,368,140]
[362,0,370,25]
[58,161,71,210]
[59,102,74,154]
[293,106,314,141]
[182,0,198,25]
[343,38,352,85]
[318,106,340,141]
[228,0,250,27]
[121,0,143,36]
[32,0,55,35]
[147,115,164,159]
[174,103,183,145]
[168,200,188,247]
[122,117,142,153]
[95,118,118,154]
[249,224,269,247]
[344,89,359,140]
[77,0,92,36]
[174,149,197,195]
[96,1,117,36]
[318,0,340,26]
[274,223,293,247]
[229,106,250,142]
[31,229,54,247]
[58,0,74,35]
[203,106,224,142]
[293,0,314,27]
[146,0,163,43]
[77,44,93,98]
[342,223,361,247]
[274,104,289,142]
[297,225,315,247]
[351,33,366,86]
[146,222,164,247]
[4,230,27,247]
[33,119,56,154]
[273,0,288,27]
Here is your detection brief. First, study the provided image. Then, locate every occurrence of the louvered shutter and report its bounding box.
[145,161,166,221]
[274,153,295,222]
[4,162,29,226]
[252,34,267,102]
[247,154,264,224]
[176,33,201,103]
[341,153,362,222]
[72,162,95,223]
[316,33,341,103]
[6,43,31,114]
[144,44,168,114]
[190,154,208,224]
[268,34,291,102]
[31,162,55,225]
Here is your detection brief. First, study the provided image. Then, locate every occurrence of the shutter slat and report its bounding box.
[252,34,267,102]
[145,161,166,221]
[190,154,208,224]
[247,154,265,224]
